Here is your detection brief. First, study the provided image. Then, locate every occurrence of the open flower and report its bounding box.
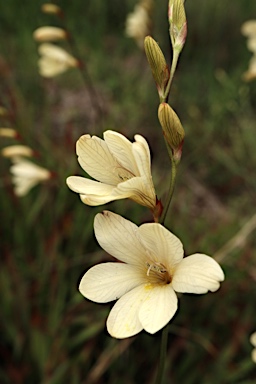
[38,43,79,78]
[79,211,225,339]
[10,157,51,196]
[66,130,157,210]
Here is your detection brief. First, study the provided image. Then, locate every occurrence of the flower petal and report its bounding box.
[139,284,178,334]
[76,135,121,185]
[172,254,225,294]
[106,284,148,338]
[132,135,152,178]
[103,130,139,175]
[79,263,145,303]
[94,211,147,267]
[66,176,114,195]
[138,223,184,269]
[117,176,156,209]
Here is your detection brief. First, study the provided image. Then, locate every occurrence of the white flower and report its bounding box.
[125,0,152,48]
[33,27,67,42]
[66,130,157,210]
[79,211,225,339]
[250,332,256,363]
[38,43,79,78]
[10,157,51,196]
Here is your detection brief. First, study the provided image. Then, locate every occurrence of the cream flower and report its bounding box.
[66,130,157,210]
[41,4,62,15]
[125,0,152,48]
[10,157,51,196]
[38,43,79,78]
[241,20,256,37]
[2,145,34,158]
[33,27,67,42]
[250,332,256,363]
[79,211,225,339]
[0,128,18,138]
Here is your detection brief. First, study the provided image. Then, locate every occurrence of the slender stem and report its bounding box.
[162,48,180,102]
[159,153,177,225]
[57,12,104,123]
[154,325,169,384]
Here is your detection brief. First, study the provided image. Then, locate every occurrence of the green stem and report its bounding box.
[159,152,177,225]
[154,324,169,384]
[162,48,180,103]
[57,13,104,123]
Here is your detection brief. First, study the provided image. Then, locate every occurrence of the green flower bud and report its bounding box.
[168,0,187,51]
[144,36,170,99]
[158,103,184,162]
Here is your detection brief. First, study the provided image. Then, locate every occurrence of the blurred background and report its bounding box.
[0,0,256,383]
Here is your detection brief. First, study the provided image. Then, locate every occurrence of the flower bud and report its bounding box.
[0,128,18,138]
[168,0,187,51]
[33,27,67,42]
[144,36,170,99]
[41,3,62,15]
[1,145,34,158]
[158,103,184,162]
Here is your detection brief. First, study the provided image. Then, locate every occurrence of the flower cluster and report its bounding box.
[67,130,224,338]
[67,0,225,340]
[1,118,52,196]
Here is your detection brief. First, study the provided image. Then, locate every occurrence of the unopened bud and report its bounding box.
[158,103,184,161]
[33,27,68,42]
[0,128,18,138]
[168,0,187,51]
[1,145,34,158]
[41,3,62,15]
[144,36,170,99]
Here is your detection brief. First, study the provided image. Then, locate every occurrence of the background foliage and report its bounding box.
[0,0,256,383]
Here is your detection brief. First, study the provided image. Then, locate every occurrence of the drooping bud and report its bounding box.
[168,0,187,52]
[0,128,18,138]
[33,27,68,42]
[144,36,170,100]
[1,145,34,158]
[41,3,62,15]
[158,103,184,162]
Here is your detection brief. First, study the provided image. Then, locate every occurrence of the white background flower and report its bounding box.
[67,130,156,209]
[10,157,51,196]
[38,43,78,78]
[33,27,67,42]
[250,332,256,363]
[79,211,225,339]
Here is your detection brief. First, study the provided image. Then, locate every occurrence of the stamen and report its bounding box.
[145,261,172,284]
